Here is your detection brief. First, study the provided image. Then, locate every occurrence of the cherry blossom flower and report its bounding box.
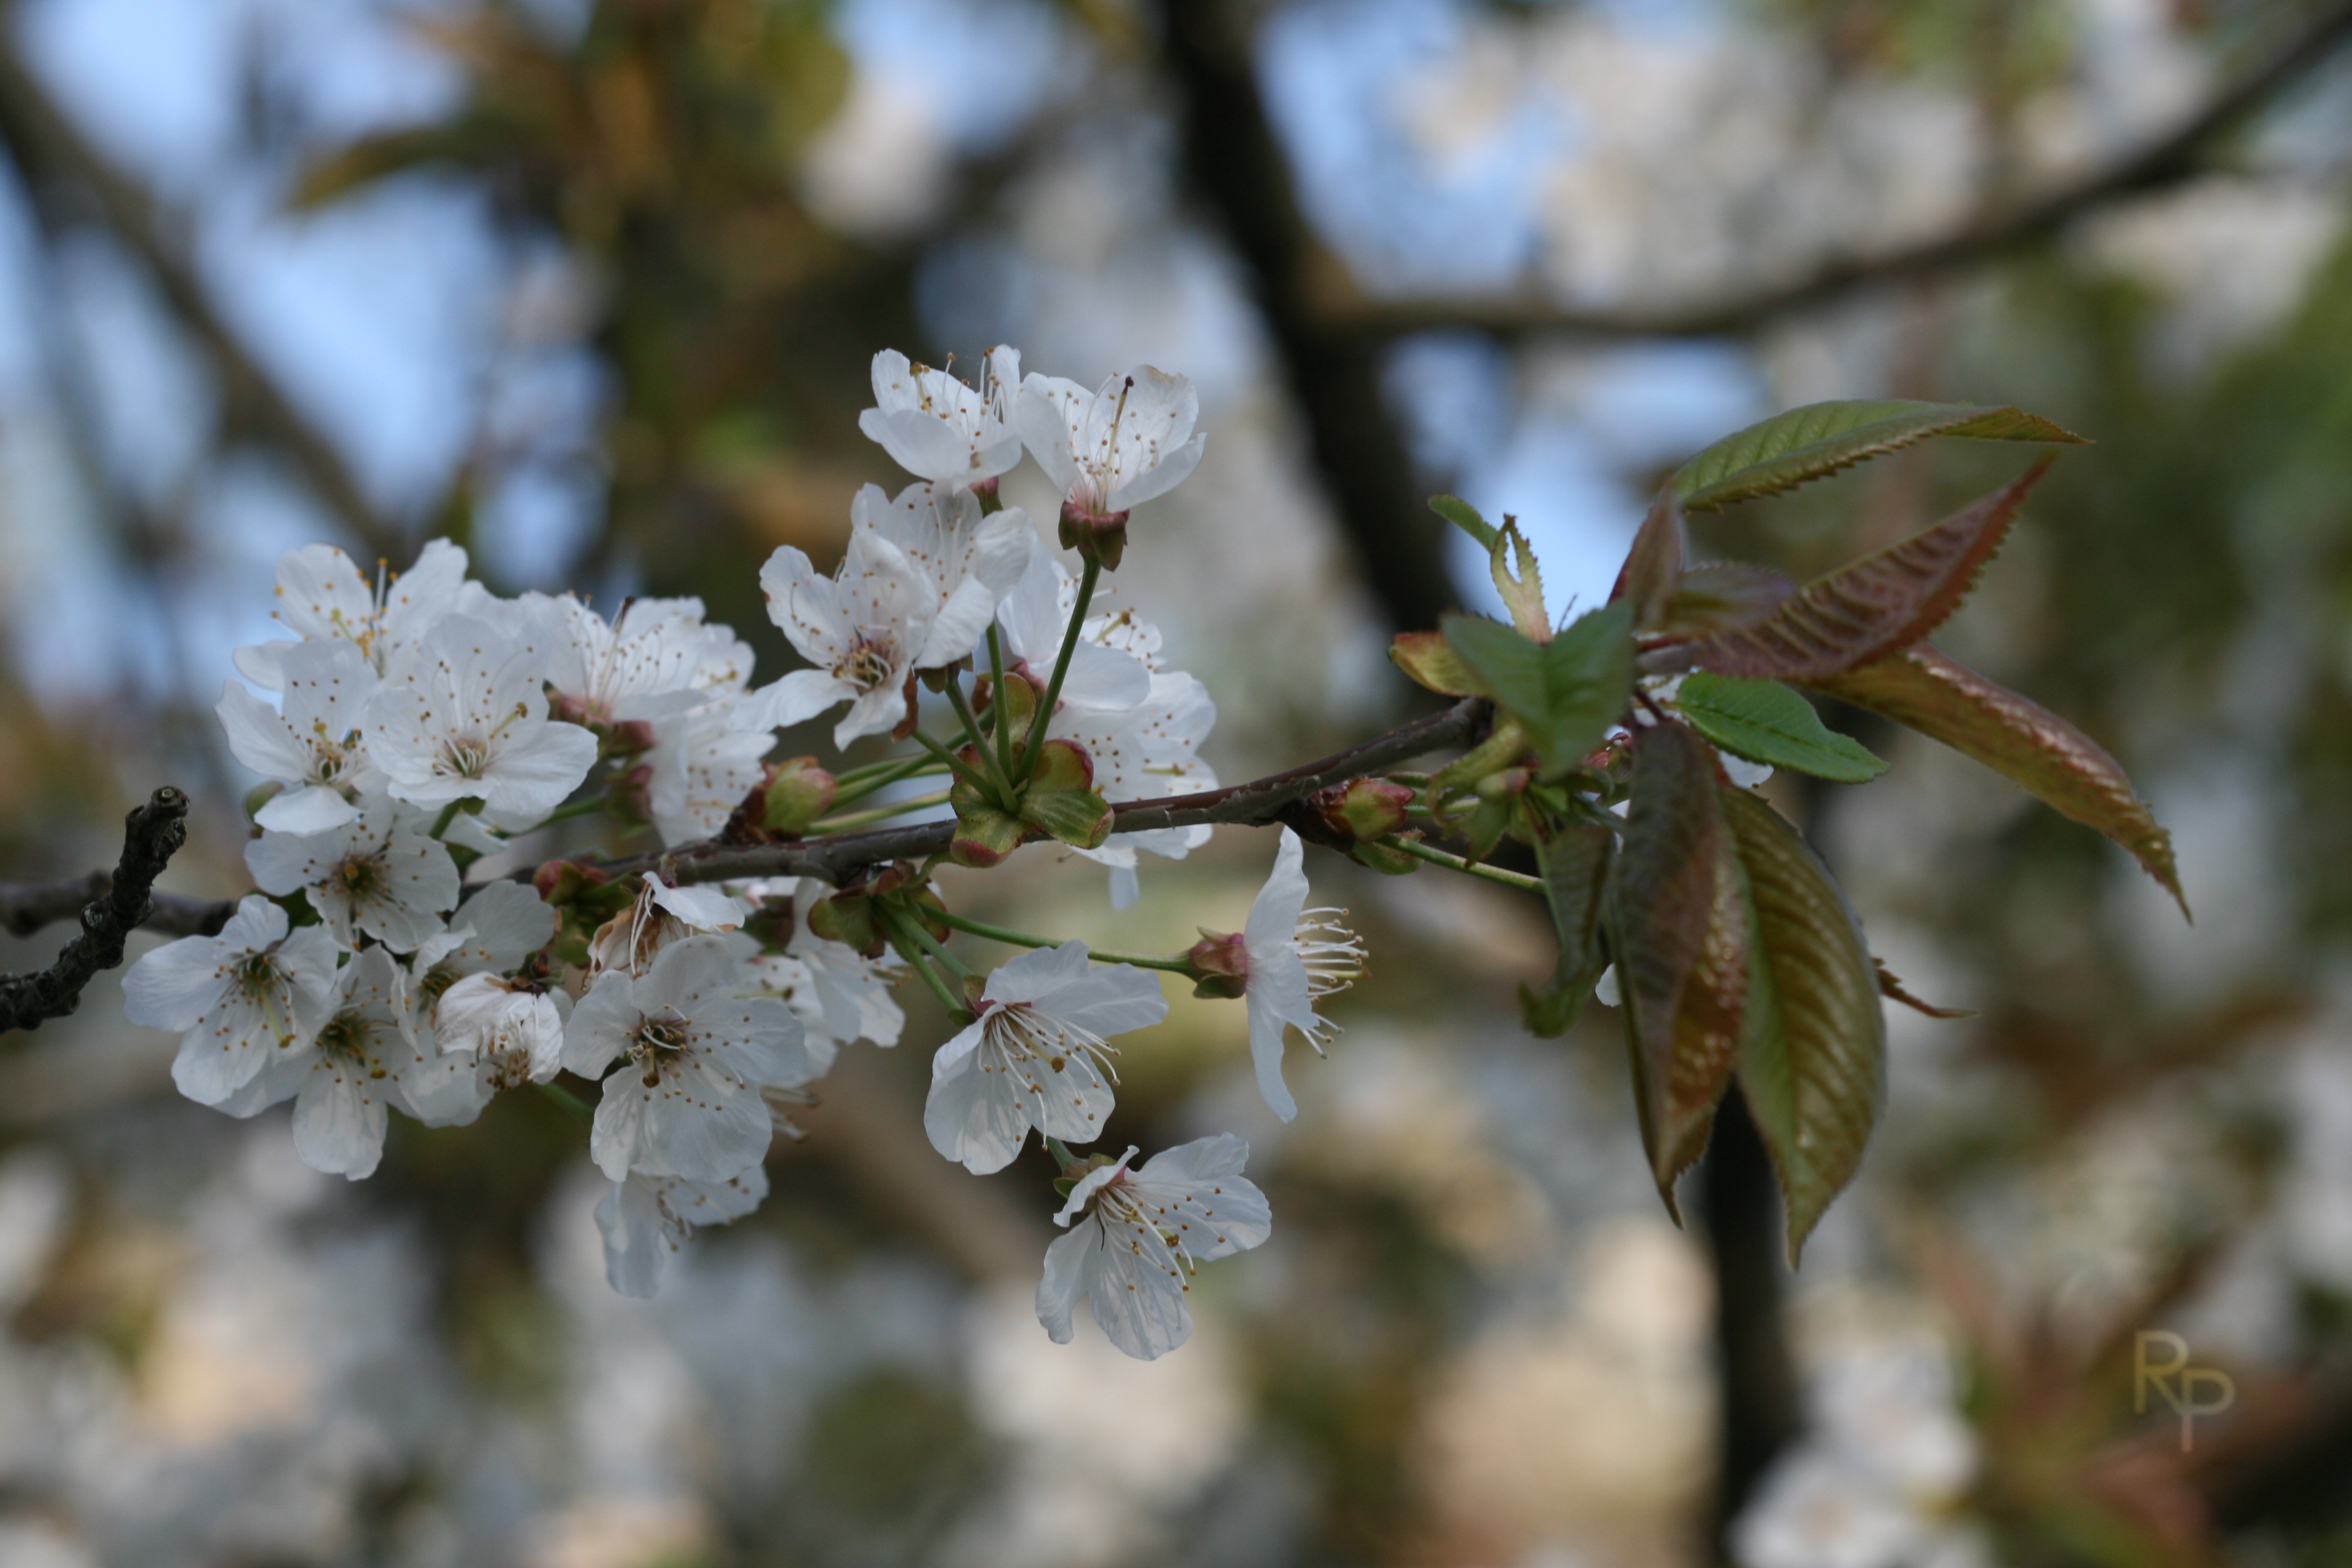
[924,942,1168,1175]
[215,639,382,834]
[739,877,904,1070]
[1016,365,1205,524]
[1037,1135,1272,1361]
[587,872,746,979]
[234,538,471,688]
[596,1163,769,1299]
[1050,670,1217,909]
[211,947,452,1180]
[858,346,1024,491]
[561,935,814,1183]
[734,531,938,748]
[993,537,1152,713]
[244,803,459,952]
[647,710,774,847]
[1191,828,1366,1122]
[363,613,599,819]
[123,894,343,1108]
[525,591,754,727]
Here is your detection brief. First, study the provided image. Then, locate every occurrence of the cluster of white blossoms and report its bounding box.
[122,346,1365,1361]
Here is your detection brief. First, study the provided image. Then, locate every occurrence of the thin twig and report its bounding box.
[1331,0,2352,342]
[1,788,192,1032]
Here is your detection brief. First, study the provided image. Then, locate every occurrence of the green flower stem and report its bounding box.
[1044,1135,1083,1174]
[886,904,974,982]
[926,907,1197,974]
[828,754,945,811]
[537,1081,594,1122]
[1016,553,1100,783]
[427,800,473,841]
[1377,833,1545,892]
[535,794,612,828]
[944,676,1016,806]
[986,624,1016,786]
[808,788,952,835]
[912,730,999,799]
[880,909,971,1021]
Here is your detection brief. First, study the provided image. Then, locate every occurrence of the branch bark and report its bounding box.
[1,788,192,1031]
[1330,0,2352,343]
[1152,0,1460,633]
[0,700,1489,939]
[0,16,405,561]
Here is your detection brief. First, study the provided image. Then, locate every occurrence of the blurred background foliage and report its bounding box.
[3,1,2352,1565]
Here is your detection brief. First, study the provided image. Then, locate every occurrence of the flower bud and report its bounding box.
[1310,776,1414,844]
[759,757,838,836]
[534,857,611,906]
[1186,929,1250,999]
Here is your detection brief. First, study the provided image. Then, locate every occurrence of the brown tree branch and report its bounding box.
[1,788,193,1030]
[0,700,1490,939]
[0,15,406,561]
[1330,0,2352,343]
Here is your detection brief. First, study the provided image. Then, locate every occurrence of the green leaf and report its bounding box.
[1807,645,2187,918]
[1673,458,2053,682]
[1608,721,1745,1213]
[1674,674,1889,783]
[1723,789,1885,1261]
[1673,399,2086,512]
[1429,494,1498,550]
[1389,631,1489,697]
[1443,603,1635,781]
[1520,821,1613,1037]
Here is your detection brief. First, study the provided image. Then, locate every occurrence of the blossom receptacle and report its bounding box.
[1059,499,1131,571]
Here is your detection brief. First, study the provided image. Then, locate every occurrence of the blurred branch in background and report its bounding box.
[1155,0,1458,634]
[0,12,404,561]
[1332,0,2352,344]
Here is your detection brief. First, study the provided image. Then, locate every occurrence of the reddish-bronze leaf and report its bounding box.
[1674,457,2054,682]
[1609,485,1685,632]
[1654,821,1749,1198]
[1724,789,1885,1262]
[1608,720,1735,1216]
[1807,644,2187,917]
